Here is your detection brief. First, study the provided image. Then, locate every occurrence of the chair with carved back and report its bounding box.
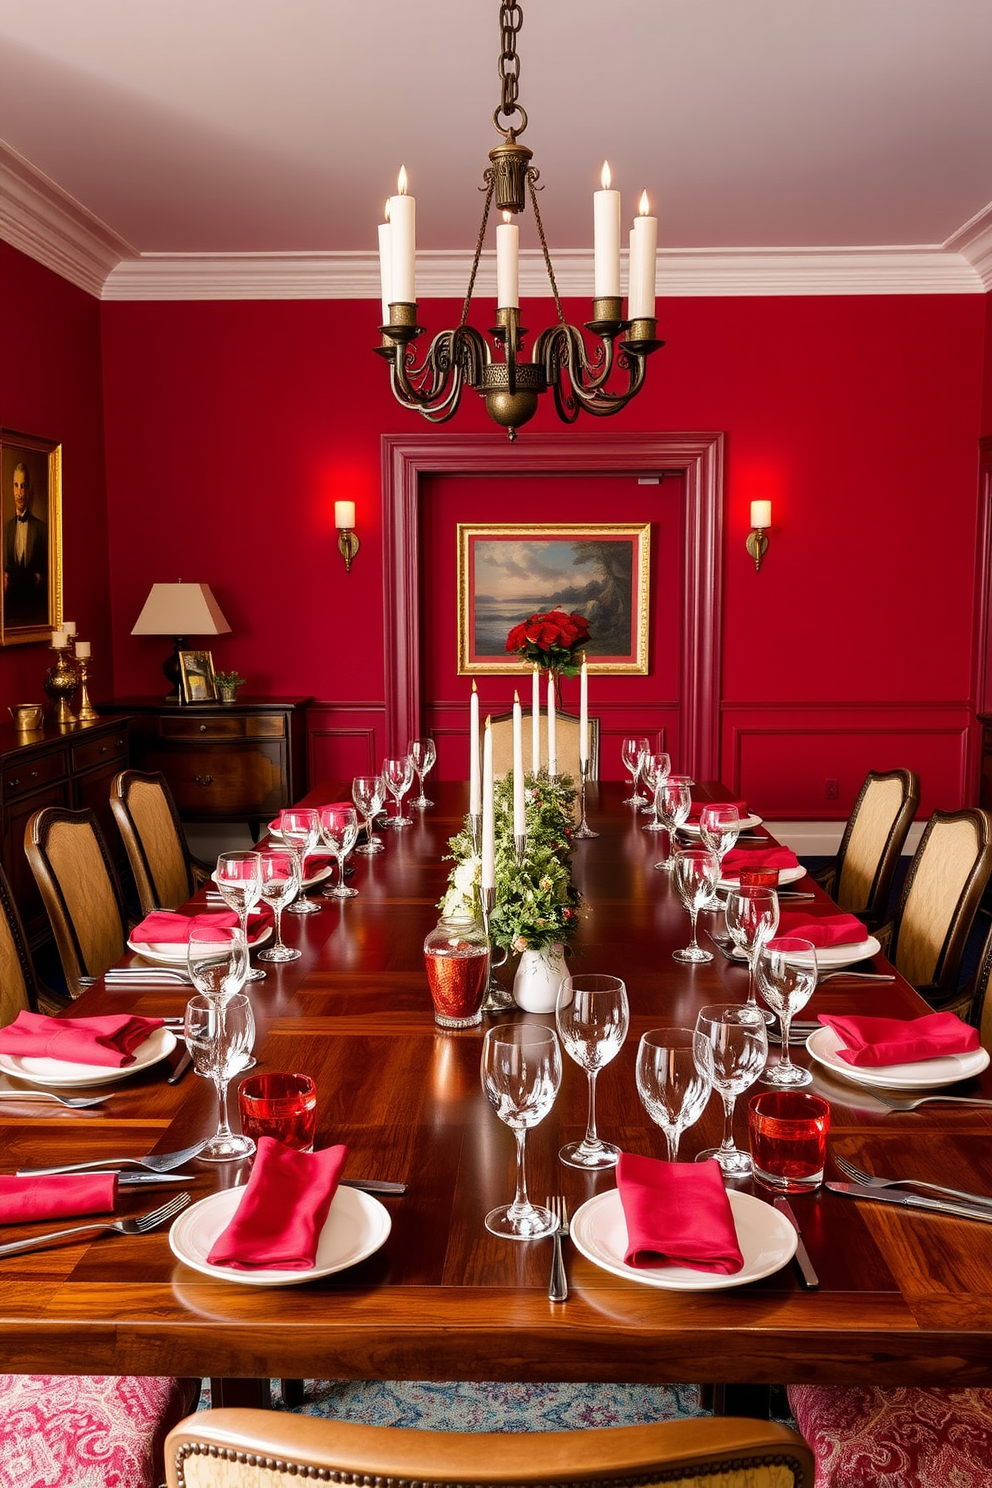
[490,709,599,783]
[0,861,63,1023]
[811,768,919,929]
[111,768,211,915]
[166,1409,814,1488]
[23,805,130,999]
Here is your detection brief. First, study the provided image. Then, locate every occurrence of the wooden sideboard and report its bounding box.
[98,696,312,835]
[0,714,130,947]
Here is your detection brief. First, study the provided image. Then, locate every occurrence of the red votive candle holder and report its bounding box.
[238,1072,317,1153]
[739,866,780,888]
[747,1090,830,1192]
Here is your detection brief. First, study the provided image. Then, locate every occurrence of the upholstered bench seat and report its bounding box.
[0,1374,200,1488]
[788,1384,992,1487]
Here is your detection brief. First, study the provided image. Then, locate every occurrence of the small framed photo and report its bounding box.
[178,649,218,704]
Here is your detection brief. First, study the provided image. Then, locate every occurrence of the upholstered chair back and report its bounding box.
[24,806,129,998]
[490,709,599,784]
[834,769,919,924]
[891,807,992,1003]
[0,862,35,1026]
[112,769,194,914]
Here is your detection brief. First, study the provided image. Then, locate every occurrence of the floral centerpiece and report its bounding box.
[505,609,590,679]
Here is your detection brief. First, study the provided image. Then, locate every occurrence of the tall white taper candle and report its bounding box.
[469,680,481,815]
[531,664,541,774]
[512,691,525,837]
[547,673,557,777]
[579,654,589,767]
[481,718,495,891]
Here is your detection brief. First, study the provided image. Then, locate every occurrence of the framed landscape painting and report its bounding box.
[0,429,62,646]
[457,523,650,674]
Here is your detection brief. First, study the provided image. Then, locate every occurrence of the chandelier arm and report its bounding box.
[391,327,489,420]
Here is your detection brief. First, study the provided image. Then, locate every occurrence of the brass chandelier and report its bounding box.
[375,1,663,441]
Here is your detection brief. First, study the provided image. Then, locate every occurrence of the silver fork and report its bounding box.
[547,1194,569,1303]
[871,1092,992,1113]
[0,1090,108,1108]
[17,1138,209,1176]
[0,1191,191,1259]
[834,1153,992,1210]
[817,971,895,983]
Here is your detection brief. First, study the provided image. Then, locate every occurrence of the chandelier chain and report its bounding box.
[461,174,497,327]
[495,1,525,136]
[528,172,565,326]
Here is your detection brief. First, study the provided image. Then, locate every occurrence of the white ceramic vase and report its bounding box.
[512,944,568,1014]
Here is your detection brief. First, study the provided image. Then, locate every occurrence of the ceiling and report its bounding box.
[1,0,991,299]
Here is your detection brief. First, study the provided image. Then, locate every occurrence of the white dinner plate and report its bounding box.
[569,1188,796,1292]
[729,935,882,969]
[719,865,807,891]
[681,813,763,837]
[805,1023,991,1090]
[0,1027,177,1088]
[127,926,272,965]
[169,1182,392,1287]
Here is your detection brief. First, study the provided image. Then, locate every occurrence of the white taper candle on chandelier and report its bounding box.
[579,655,589,767]
[531,664,540,773]
[378,205,393,325]
[496,211,519,309]
[389,167,416,305]
[594,161,621,299]
[628,191,657,320]
[512,691,525,837]
[481,718,495,891]
[469,681,481,815]
[547,673,557,777]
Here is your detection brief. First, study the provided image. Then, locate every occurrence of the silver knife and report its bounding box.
[116,1172,198,1184]
[827,1182,992,1223]
[772,1197,819,1288]
[340,1178,408,1196]
[167,1049,193,1085]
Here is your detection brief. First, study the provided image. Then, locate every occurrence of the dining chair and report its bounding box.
[24,805,131,999]
[873,806,992,1013]
[490,708,600,782]
[0,860,53,1025]
[166,1408,814,1488]
[111,768,211,915]
[811,768,919,929]
[1,1374,200,1488]
[788,1384,992,1488]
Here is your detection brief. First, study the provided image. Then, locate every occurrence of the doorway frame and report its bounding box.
[382,431,724,775]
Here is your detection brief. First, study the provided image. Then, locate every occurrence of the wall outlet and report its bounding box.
[825,778,839,800]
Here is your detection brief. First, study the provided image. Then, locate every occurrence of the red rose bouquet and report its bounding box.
[505,609,591,677]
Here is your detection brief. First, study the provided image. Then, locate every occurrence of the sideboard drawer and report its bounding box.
[158,744,288,817]
[71,732,128,773]
[159,715,250,740]
[2,748,67,801]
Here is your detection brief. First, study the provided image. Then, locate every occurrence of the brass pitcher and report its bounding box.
[9,704,44,731]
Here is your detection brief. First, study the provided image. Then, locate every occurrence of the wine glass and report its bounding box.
[754,938,817,1087]
[382,755,414,828]
[671,847,721,963]
[640,751,671,829]
[724,885,780,1013]
[653,773,692,872]
[693,1004,768,1176]
[698,804,741,872]
[408,738,437,809]
[481,1024,562,1239]
[635,1027,713,1162]
[255,849,302,962]
[278,808,321,916]
[352,774,386,855]
[621,736,650,805]
[555,974,629,1169]
[318,803,359,899]
[186,921,249,1002]
[214,849,265,982]
[183,992,256,1161]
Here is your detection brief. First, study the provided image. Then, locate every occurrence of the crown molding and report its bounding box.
[945,201,992,291]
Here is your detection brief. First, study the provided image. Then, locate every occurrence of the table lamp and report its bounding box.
[131,582,231,701]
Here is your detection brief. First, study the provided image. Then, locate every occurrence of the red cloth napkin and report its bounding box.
[687,799,748,823]
[818,1012,981,1067]
[0,1011,164,1067]
[206,1138,348,1270]
[721,845,800,875]
[777,911,866,948]
[130,909,272,946]
[616,1152,744,1273]
[0,1174,116,1223]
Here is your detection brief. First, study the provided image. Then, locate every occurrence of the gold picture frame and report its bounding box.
[178,649,218,704]
[0,429,63,646]
[457,523,651,675]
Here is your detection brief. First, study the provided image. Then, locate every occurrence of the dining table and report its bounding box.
[3,779,992,1412]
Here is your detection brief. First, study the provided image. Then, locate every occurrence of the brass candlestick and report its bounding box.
[75,654,99,722]
[43,646,80,726]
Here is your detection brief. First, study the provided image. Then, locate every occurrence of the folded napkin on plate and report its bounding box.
[130,909,272,946]
[0,1011,164,1067]
[687,799,748,823]
[0,1173,116,1223]
[722,845,800,875]
[776,911,866,948]
[616,1152,744,1274]
[818,1012,981,1067]
[206,1137,348,1270]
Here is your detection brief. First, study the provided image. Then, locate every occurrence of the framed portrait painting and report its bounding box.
[178,650,218,704]
[457,523,651,675]
[0,429,62,646]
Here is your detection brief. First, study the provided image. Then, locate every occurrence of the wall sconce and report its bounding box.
[335,501,360,573]
[745,500,771,572]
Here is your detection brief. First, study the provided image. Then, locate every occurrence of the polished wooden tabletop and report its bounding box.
[2,780,992,1393]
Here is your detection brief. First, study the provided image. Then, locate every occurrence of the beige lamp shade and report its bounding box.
[131,582,231,637]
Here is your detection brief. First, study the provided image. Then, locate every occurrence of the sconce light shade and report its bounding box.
[745,501,771,573]
[132,582,232,700]
[335,501,360,574]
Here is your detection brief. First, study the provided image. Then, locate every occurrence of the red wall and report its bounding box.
[0,242,111,709]
[100,291,985,814]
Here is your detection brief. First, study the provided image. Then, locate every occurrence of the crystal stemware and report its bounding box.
[698,803,741,872]
[621,735,650,805]
[653,773,692,872]
[671,847,721,963]
[556,974,629,1169]
[481,1024,562,1239]
[635,1027,713,1162]
[214,849,266,982]
[352,774,386,855]
[640,751,671,829]
[186,921,249,1002]
[382,755,414,828]
[278,808,322,916]
[255,849,302,962]
[754,937,817,1087]
[318,803,359,899]
[183,991,256,1161]
[408,738,437,809]
[693,1003,768,1176]
[724,885,780,1014]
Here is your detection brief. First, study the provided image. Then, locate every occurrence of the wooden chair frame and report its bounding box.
[111,768,211,915]
[812,768,919,928]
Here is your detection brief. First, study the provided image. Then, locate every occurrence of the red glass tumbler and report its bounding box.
[739,866,780,888]
[238,1072,317,1152]
[747,1090,830,1192]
